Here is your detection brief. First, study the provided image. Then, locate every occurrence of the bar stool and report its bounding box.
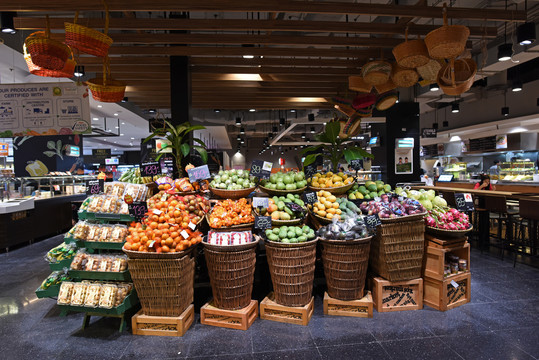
[484,195,519,260]
[514,199,539,267]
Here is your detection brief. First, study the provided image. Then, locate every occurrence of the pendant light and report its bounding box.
[235,117,241,126]
[517,1,536,45]
[498,0,513,61]
[429,83,440,92]
[451,102,459,113]
[0,12,16,34]
[502,90,509,116]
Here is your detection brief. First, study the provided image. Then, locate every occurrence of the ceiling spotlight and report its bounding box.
[240,127,245,134]
[237,135,241,141]
[114,113,119,116]
[290,109,296,113]
[148,109,156,113]
[214,109,220,113]
[269,133,274,139]
[502,106,509,116]
[497,43,513,62]
[396,92,400,103]
[235,117,241,126]
[121,122,125,125]
[92,117,98,121]
[130,137,135,140]
[272,126,278,133]
[73,65,85,77]
[243,55,254,59]
[301,133,306,139]
[249,109,256,112]
[517,22,536,46]
[512,81,522,92]
[115,126,119,129]
[279,118,285,126]
[307,138,311,143]
[432,123,438,130]
[129,142,133,146]
[310,126,315,133]
[97,105,102,108]
[451,103,460,113]
[429,83,440,92]
[294,146,298,150]
[308,114,315,122]
[443,120,449,127]
[241,138,245,144]
[121,97,128,102]
[120,133,124,136]
[1,12,16,34]
[264,137,268,143]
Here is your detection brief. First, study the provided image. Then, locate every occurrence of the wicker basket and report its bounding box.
[86,56,126,102]
[320,237,372,301]
[328,96,356,117]
[392,29,430,69]
[417,58,444,84]
[369,218,425,282]
[309,211,334,225]
[339,113,363,138]
[127,254,195,316]
[24,27,70,71]
[425,225,473,239]
[64,5,113,58]
[205,212,255,231]
[362,61,392,86]
[203,239,258,310]
[424,4,470,59]
[210,186,256,199]
[264,237,318,307]
[308,182,355,195]
[348,75,373,93]
[258,186,306,197]
[24,44,75,78]
[391,63,419,88]
[374,78,397,94]
[123,243,197,259]
[437,58,477,96]
[375,91,399,111]
[254,208,303,226]
[352,93,377,110]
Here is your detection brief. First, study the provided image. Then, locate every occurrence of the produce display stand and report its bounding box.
[78,211,135,222]
[48,258,73,271]
[260,292,314,326]
[323,291,373,318]
[200,300,258,331]
[79,241,125,251]
[35,284,61,299]
[370,277,424,312]
[423,272,471,311]
[132,304,195,337]
[68,270,132,281]
[423,241,470,281]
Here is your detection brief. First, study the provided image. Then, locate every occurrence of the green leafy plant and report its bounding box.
[301,121,373,172]
[143,120,208,176]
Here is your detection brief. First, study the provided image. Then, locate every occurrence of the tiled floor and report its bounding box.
[1,235,538,360]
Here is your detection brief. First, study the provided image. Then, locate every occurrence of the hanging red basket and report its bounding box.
[25,44,75,78]
[86,57,126,103]
[25,30,70,71]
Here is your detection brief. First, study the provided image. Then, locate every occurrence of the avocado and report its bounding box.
[367,183,378,192]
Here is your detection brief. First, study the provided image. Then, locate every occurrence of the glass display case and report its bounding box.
[2,175,97,200]
[443,162,468,180]
[499,161,536,182]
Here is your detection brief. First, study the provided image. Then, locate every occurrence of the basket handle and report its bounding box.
[102,56,110,86]
[450,58,456,87]
[73,11,79,24]
[45,15,51,39]
[442,3,448,27]
[103,0,110,35]
[404,26,409,42]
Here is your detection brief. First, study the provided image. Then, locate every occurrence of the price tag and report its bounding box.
[450,280,459,288]
[149,240,156,248]
[250,160,273,179]
[187,165,211,182]
[303,191,318,205]
[285,202,304,213]
[181,230,190,239]
[128,201,148,221]
[304,163,317,179]
[454,193,474,211]
[188,222,196,231]
[365,214,381,229]
[86,179,104,195]
[140,161,162,177]
[349,159,362,171]
[152,209,162,215]
[254,216,272,230]
[253,197,269,209]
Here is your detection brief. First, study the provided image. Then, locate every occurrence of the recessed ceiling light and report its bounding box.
[249,109,256,112]
[120,133,124,136]
[115,126,119,129]
[243,55,254,59]
[114,113,119,116]
[92,117,98,121]
[103,139,107,141]
[121,122,125,125]
[114,148,117,151]
[130,137,135,140]
[290,109,296,113]
[129,142,133,146]
[97,105,102,108]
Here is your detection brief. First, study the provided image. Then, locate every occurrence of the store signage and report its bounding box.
[253,197,269,209]
[364,214,381,229]
[254,216,272,230]
[454,193,474,211]
[86,179,104,195]
[156,139,173,153]
[0,82,91,136]
[140,161,162,177]
[303,191,318,205]
[250,160,273,179]
[65,144,79,157]
[128,201,148,221]
[0,143,8,156]
[304,163,317,179]
[92,148,111,160]
[421,128,437,138]
[187,164,211,182]
[496,135,507,149]
[349,159,362,171]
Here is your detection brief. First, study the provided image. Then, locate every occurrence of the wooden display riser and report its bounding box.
[200,300,258,331]
[425,234,468,249]
[423,241,470,281]
[424,272,471,311]
[132,305,194,337]
[323,291,373,318]
[371,277,423,312]
[260,292,314,326]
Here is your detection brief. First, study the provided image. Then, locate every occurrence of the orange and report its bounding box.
[165,238,174,246]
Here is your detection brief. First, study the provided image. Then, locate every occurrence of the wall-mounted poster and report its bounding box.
[0,82,91,137]
[395,137,414,174]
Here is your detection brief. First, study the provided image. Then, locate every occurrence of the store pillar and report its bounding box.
[170,56,191,125]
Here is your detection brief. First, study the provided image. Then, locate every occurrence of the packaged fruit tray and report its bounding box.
[258,186,307,196]
[68,270,132,282]
[35,284,61,299]
[57,290,139,316]
[49,258,74,271]
[78,211,135,222]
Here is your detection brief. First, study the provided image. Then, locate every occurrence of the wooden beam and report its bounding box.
[14,17,498,37]
[3,1,525,21]
[190,66,358,75]
[192,74,348,82]
[78,56,169,65]
[190,57,362,68]
[192,81,347,88]
[84,65,171,73]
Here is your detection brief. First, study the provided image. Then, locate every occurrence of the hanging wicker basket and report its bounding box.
[392,28,430,69]
[24,18,71,71]
[425,4,470,59]
[437,58,477,96]
[374,78,397,94]
[391,63,419,88]
[24,44,75,78]
[348,75,373,93]
[339,113,363,139]
[362,60,392,86]
[417,58,444,84]
[64,2,113,57]
[352,93,377,110]
[375,91,399,111]
[86,56,126,102]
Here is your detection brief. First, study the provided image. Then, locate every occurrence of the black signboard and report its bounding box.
[253,197,269,209]
[254,216,272,230]
[92,148,111,161]
[187,164,211,182]
[128,201,148,221]
[304,163,317,179]
[454,193,474,211]
[140,161,162,177]
[86,179,104,195]
[250,160,273,179]
[349,159,362,171]
[365,214,382,229]
[421,128,437,138]
[303,191,318,205]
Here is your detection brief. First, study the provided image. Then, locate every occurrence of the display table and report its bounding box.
[430,181,539,195]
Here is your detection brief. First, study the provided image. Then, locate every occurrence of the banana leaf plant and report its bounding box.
[301,121,373,173]
[143,120,208,177]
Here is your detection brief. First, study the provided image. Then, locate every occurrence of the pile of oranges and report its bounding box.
[208,198,254,228]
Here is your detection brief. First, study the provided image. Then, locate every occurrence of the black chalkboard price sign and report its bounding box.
[454,193,474,211]
[304,164,317,179]
[303,191,318,205]
[128,201,148,221]
[140,161,161,177]
[365,214,382,229]
[349,159,362,171]
[86,179,104,195]
[254,216,272,230]
[250,160,273,179]
[187,165,211,183]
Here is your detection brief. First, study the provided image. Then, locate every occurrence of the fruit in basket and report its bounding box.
[258,194,306,220]
[209,198,254,228]
[425,206,470,230]
[264,225,315,243]
[211,169,256,190]
[316,217,369,240]
[260,170,307,190]
[118,167,156,184]
[359,196,426,218]
[308,172,354,188]
[307,190,342,221]
[348,180,392,200]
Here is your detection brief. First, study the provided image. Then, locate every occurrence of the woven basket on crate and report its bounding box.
[348,75,372,93]
[264,237,317,307]
[86,57,126,102]
[320,236,372,301]
[24,44,76,78]
[24,19,71,71]
[424,4,470,59]
[126,252,195,316]
[361,61,392,86]
[203,238,258,310]
[369,218,425,282]
[391,63,419,88]
[437,58,477,96]
[64,3,113,57]
[392,28,430,69]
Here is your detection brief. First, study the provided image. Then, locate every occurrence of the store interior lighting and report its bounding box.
[235,117,241,126]
[517,22,536,45]
[0,12,16,34]
[502,106,510,116]
[73,65,85,77]
[451,103,460,113]
[430,83,440,92]
[512,81,523,92]
[497,43,513,62]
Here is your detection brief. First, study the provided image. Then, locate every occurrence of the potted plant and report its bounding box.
[301,121,373,172]
[144,120,208,176]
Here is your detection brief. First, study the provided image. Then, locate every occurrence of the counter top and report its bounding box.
[0,198,35,214]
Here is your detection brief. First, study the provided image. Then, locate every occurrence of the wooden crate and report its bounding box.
[200,300,258,331]
[323,291,373,318]
[371,277,423,312]
[423,242,470,281]
[132,305,194,337]
[424,272,471,311]
[260,292,314,326]
[425,234,467,249]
